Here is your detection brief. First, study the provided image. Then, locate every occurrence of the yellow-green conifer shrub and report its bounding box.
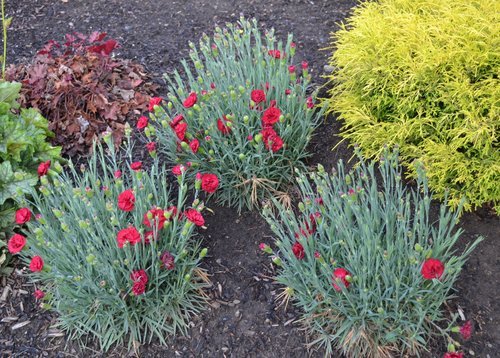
[324,0,499,213]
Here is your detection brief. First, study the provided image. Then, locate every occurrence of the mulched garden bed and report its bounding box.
[1,0,498,357]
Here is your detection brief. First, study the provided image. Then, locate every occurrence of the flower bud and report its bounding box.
[254,133,263,143]
[52,209,63,218]
[199,248,208,258]
[238,153,246,160]
[272,256,282,267]
[167,101,173,110]
[193,104,201,112]
[184,274,191,282]
[238,85,245,94]
[298,202,305,212]
[414,243,423,252]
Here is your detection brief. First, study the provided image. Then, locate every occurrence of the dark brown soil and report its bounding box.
[1,0,499,357]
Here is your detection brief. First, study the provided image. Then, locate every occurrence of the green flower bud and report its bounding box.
[298,202,305,212]
[254,133,263,143]
[86,254,96,265]
[238,153,246,160]
[193,104,201,112]
[167,101,173,110]
[279,115,285,123]
[238,85,245,94]
[41,176,49,186]
[34,228,43,237]
[199,248,208,258]
[197,76,203,84]
[414,243,423,252]
[52,209,63,218]
[377,307,384,314]
[272,256,282,267]
[78,220,89,229]
[209,149,215,155]
[184,274,191,282]
[243,115,249,124]
[187,110,194,117]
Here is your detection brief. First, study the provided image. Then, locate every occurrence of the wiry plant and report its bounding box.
[149,17,323,211]
[261,149,482,357]
[19,132,210,351]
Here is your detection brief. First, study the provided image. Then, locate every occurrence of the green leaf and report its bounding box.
[0,81,21,109]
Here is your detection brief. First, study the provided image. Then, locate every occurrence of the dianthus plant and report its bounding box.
[148,17,323,211]
[261,150,482,357]
[17,132,212,351]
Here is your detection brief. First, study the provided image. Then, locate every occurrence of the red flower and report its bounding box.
[306,96,314,109]
[332,268,351,291]
[114,170,122,179]
[146,142,156,153]
[173,122,188,141]
[210,82,216,89]
[143,207,166,229]
[30,256,44,272]
[460,321,472,340]
[183,92,197,108]
[130,269,148,295]
[201,173,219,193]
[285,89,291,95]
[15,208,32,224]
[136,116,148,129]
[170,114,184,128]
[421,258,445,280]
[301,61,308,69]
[130,161,142,171]
[144,231,155,244]
[38,161,51,177]
[268,49,282,59]
[251,90,266,104]
[261,127,284,152]
[148,97,162,111]
[8,234,26,254]
[118,189,135,211]
[185,209,205,226]
[262,106,281,126]
[217,116,232,135]
[189,139,200,153]
[288,65,295,73]
[117,226,142,248]
[34,289,45,300]
[172,164,186,176]
[290,42,296,48]
[292,242,305,260]
[160,251,175,270]
[443,353,463,358]
[304,212,321,235]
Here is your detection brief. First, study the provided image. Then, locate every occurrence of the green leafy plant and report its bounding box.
[6,32,159,156]
[0,81,61,272]
[261,150,482,357]
[323,0,499,213]
[17,133,211,351]
[150,17,323,211]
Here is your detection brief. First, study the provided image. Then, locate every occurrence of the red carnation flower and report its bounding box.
[15,208,32,224]
[268,49,282,59]
[217,116,232,135]
[143,207,166,229]
[130,161,142,171]
[160,251,175,270]
[306,96,314,109]
[210,82,216,89]
[146,142,156,153]
[201,173,219,193]
[184,209,205,226]
[8,234,26,254]
[183,92,197,108]
[117,226,142,248]
[292,242,305,260]
[173,121,188,141]
[172,164,186,176]
[34,289,45,300]
[251,89,266,104]
[421,258,445,280]
[443,353,463,358]
[332,268,351,291]
[285,89,291,95]
[143,231,155,244]
[130,269,148,295]
[38,160,51,177]
[118,189,135,211]
[148,97,162,111]
[301,61,308,69]
[30,256,44,272]
[460,321,472,340]
[170,114,184,128]
[114,170,122,179]
[189,139,200,153]
[288,65,295,73]
[262,106,281,126]
[261,127,284,152]
[136,116,148,129]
